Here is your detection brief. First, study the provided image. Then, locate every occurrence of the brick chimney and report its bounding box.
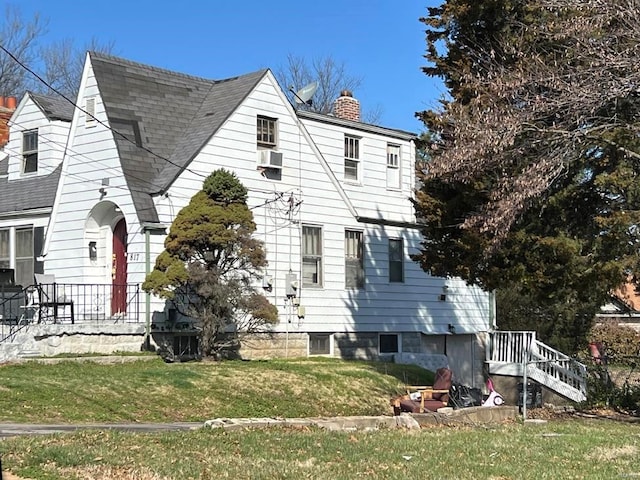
[333,90,360,122]
[0,96,17,148]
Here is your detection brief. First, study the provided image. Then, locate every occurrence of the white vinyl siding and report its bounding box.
[345,229,364,289]
[302,225,322,287]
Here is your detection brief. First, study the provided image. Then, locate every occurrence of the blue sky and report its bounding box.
[14,0,444,133]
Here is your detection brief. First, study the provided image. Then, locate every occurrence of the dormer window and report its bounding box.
[22,129,38,174]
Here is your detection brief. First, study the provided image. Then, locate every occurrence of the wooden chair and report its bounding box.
[391,367,453,414]
[34,274,74,324]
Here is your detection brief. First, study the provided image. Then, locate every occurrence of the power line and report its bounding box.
[5,117,190,198]
[0,43,210,185]
[1,128,196,202]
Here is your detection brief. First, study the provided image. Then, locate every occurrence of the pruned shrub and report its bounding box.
[588,321,640,363]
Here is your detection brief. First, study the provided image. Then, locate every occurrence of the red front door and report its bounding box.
[111,218,127,315]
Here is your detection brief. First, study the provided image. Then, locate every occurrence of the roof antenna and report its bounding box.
[289,81,318,109]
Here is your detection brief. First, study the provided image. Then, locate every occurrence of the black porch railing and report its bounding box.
[0,283,142,332]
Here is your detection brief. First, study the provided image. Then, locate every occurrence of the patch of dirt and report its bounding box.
[3,472,34,480]
[524,405,640,423]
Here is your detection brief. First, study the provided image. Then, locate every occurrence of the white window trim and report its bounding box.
[22,129,38,175]
[389,238,404,283]
[344,135,361,183]
[386,144,401,190]
[379,333,401,355]
[85,97,97,128]
[345,229,364,289]
[308,333,334,356]
[257,115,278,149]
[302,224,323,288]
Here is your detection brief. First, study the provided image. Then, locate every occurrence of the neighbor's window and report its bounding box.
[345,229,364,289]
[379,333,399,354]
[389,238,404,283]
[309,333,331,355]
[386,144,400,189]
[22,130,38,174]
[344,135,360,182]
[0,229,9,269]
[257,115,277,148]
[302,225,322,287]
[15,227,33,288]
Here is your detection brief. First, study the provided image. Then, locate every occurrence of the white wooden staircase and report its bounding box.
[486,331,587,403]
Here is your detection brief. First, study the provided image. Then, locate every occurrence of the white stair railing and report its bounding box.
[488,331,587,402]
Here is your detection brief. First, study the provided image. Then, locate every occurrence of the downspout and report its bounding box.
[141,221,167,349]
[145,227,151,350]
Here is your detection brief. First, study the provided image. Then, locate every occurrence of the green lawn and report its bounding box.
[0,357,636,479]
[0,357,432,423]
[3,420,640,479]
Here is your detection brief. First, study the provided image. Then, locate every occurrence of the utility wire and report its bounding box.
[0,43,210,184]
[5,117,189,198]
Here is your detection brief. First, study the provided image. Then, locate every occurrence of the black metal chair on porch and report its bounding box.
[34,273,74,324]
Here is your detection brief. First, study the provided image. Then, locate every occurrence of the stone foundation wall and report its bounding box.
[489,375,572,407]
[2,323,148,361]
[239,333,307,359]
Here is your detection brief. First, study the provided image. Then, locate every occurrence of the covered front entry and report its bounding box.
[84,202,128,318]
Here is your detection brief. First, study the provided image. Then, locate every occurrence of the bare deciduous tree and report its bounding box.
[0,5,114,99]
[0,5,46,97]
[40,37,115,98]
[276,53,383,124]
[424,0,640,239]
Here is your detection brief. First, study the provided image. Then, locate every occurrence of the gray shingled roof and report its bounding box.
[89,52,267,224]
[30,93,74,121]
[0,164,61,214]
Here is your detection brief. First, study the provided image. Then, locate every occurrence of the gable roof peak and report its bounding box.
[88,52,269,224]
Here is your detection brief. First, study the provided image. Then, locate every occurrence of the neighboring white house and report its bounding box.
[5,52,493,384]
[0,93,72,288]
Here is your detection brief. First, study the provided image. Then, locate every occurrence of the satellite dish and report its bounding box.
[292,81,318,105]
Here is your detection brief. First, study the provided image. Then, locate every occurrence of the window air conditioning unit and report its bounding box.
[258,150,283,169]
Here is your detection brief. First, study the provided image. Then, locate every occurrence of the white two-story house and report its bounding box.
[0,94,72,288]
[5,52,493,384]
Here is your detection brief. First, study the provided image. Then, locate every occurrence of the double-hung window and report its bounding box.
[302,226,322,287]
[344,135,360,182]
[386,144,401,189]
[0,229,9,269]
[257,115,277,148]
[389,238,404,283]
[15,228,33,288]
[22,130,38,174]
[345,230,364,289]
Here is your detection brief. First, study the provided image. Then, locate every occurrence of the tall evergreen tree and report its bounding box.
[414,0,640,352]
[143,169,277,359]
